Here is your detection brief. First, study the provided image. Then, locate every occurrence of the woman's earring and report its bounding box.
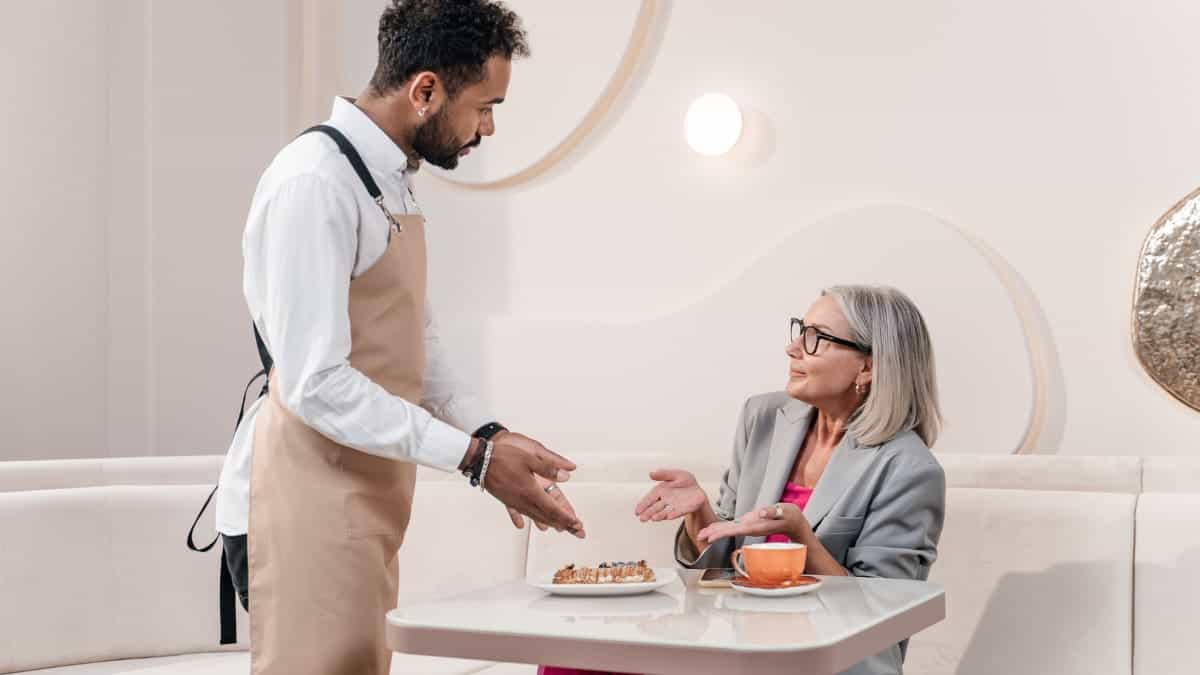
[855,382,864,395]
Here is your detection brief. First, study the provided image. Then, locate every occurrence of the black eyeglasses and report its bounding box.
[789,318,871,355]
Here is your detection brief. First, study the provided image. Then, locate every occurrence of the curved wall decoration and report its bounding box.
[469,207,1045,458]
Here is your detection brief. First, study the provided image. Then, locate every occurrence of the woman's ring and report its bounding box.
[545,483,558,494]
[774,504,784,519]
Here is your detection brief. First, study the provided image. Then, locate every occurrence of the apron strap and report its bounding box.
[252,322,273,396]
[303,124,384,199]
[187,495,239,644]
[239,123,390,408]
[219,547,238,645]
[303,124,402,231]
[185,361,271,554]
[185,486,220,552]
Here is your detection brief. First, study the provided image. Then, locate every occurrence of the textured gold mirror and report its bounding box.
[1133,187,1200,411]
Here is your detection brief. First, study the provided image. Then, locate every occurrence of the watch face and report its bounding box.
[476,422,506,439]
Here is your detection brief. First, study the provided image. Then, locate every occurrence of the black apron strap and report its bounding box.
[219,547,238,645]
[304,124,384,199]
[186,329,272,642]
[185,363,269,554]
[251,322,272,399]
[185,486,220,553]
[304,124,401,231]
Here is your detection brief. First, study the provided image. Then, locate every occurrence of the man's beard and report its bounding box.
[412,107,480,170]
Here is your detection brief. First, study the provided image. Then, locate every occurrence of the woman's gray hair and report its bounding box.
[823,285,942,447]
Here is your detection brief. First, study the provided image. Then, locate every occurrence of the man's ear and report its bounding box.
[407,71,442,116]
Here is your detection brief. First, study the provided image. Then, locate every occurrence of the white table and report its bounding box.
[387,575,945,674]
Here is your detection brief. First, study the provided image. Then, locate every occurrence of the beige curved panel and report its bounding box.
[335,0,658,189]
[948,226,1061,454]
[1133,186,1200,412]
[469,206,1041,458]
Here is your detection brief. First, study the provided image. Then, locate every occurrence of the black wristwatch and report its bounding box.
[472,421,507,441]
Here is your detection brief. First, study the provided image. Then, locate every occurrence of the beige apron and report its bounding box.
[247,214,426,675]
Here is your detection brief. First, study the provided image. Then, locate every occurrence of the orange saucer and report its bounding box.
[731,575,820,590]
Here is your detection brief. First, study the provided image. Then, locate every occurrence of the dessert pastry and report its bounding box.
[552,560,656,584]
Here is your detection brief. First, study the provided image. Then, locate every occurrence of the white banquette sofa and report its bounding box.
[1,452,1197,675]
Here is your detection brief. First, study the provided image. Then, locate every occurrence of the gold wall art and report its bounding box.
[1133,187,1200,412]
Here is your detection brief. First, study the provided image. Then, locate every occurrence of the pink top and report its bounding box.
[766,481,814,543]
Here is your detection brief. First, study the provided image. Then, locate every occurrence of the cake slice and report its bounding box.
[552,560,656,584]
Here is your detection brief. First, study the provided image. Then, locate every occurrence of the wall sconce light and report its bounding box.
[684,93,742,156]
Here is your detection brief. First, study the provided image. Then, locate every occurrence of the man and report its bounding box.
[211,2,584,673]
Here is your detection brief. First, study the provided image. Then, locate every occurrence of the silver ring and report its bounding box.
[774,504,784,519]
[663,503,674,511]
[544,483,558,494]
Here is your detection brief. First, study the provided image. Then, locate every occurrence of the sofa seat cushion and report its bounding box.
[475,664,538,674]
[15,651,493,674]
[14,654,229,675]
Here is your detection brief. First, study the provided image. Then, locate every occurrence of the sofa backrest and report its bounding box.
[936,454,1142,493]
[0,484,246,674]
[1132,457,1200,675]
[0,458,530,674]
[0,456,223,492]
[523,481,723,583]
[0,452,1185,675]
[906,456,1141,675]
[399,481,530,607]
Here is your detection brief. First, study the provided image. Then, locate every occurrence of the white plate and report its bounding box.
[729,577,824,598]
[529,567,678,597]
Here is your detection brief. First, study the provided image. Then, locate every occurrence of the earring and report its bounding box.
[855,382,864,395]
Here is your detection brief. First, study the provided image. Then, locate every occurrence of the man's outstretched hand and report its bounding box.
[483,431,584,538]
[506,474,585,538]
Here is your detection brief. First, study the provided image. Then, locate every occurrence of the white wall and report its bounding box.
[401,0,1200,457]
[1,1,109,460]
[1,0,290,459]
[142,0,292,456]
[2,0,1198,460]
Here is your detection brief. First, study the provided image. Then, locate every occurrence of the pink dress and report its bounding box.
[539,483,814,675]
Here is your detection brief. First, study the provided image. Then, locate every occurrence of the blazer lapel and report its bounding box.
[744,399,811,545]
[803,434,877,530]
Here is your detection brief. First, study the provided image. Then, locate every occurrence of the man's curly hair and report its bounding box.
[370,0,530,98]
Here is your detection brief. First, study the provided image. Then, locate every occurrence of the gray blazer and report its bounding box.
[675,392,946,675]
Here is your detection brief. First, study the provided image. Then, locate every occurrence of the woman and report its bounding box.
[538,285,945,675]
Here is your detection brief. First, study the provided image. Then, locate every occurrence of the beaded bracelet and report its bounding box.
[475,440,495,491]
[462,439,487,485]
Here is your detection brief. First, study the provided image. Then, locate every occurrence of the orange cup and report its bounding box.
[732,543,808,585]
